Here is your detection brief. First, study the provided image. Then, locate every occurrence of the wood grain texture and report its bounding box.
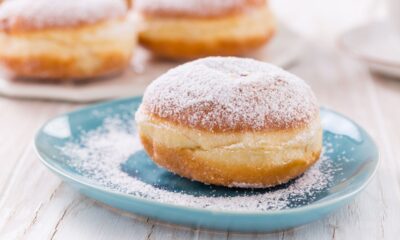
[1,0,400,239]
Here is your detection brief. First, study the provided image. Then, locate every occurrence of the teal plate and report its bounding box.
[34,97,379,233]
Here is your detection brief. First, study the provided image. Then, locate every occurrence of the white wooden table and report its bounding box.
[1,0,400,239]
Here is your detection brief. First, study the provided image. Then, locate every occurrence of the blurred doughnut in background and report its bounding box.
[0,0,138,81]
[136,0,276,60]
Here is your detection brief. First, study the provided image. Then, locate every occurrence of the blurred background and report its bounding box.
[272,0,385,45]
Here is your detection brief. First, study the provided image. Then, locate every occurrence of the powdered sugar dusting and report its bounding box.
[141,57,319,132]
[61,116,337,212]
[136,0,263,17]
[0,0,127,30]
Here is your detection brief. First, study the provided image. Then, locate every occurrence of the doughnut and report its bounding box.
[125,0,133,9]
[0,0,137,80]
[136,57,322,188]
[136,0,276,59]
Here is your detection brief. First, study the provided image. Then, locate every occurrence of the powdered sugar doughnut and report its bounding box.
[0,0,137,80]
[136,57,322,188]
[136,0,275,59]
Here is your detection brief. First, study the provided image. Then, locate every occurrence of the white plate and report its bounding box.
[339,21,400,78]
[0,25,305,103]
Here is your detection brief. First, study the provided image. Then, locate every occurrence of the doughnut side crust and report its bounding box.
[136,109,323,187]
[0,18,137,80]
[138,7,275,59]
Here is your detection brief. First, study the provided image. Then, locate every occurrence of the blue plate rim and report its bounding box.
[34,96,380,216]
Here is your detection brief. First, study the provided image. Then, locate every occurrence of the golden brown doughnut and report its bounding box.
[0,0,137,80]
[125,0,133,10]
[136,57,322,188]
[136,0,275,59]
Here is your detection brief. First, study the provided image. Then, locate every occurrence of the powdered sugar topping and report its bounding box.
[61,116,338,212]
[142,57,319,132]
[0,0,127,30]
[136,0,264,17]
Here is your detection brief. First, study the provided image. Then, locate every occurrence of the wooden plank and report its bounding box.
[0,100,64,192]
[49,199,153,240]
[0,102,75,239]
